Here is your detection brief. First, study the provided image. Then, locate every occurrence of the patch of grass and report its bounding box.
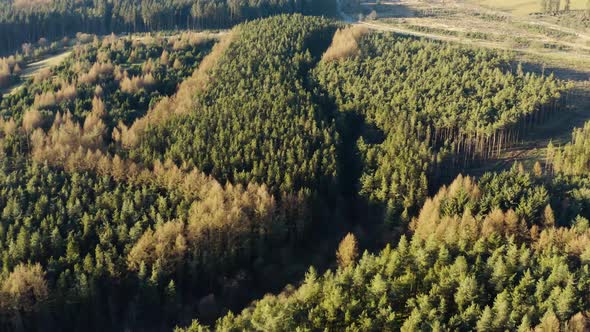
[474,12,511,22]
[464,31,497,41]
[400,24,500,42]
[508,36,532,48]
[405,24,460,37]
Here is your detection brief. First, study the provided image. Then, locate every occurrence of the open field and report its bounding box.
[467,0,587,15]
[362,1,590,73]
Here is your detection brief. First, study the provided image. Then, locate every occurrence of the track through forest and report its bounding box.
[1,49,72,96]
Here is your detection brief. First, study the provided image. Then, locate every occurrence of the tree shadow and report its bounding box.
[360,1,417,19]
[520,62,590,82]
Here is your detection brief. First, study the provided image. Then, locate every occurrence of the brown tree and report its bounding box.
[336,233,359,269]
[1,263,48,312]
[543,204,555,227]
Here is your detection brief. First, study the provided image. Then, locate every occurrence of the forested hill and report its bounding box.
[181,164,590,331]
[0,12,581,332]
[0,0,336,55]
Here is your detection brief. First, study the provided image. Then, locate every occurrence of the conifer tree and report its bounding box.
[337,233,359,269]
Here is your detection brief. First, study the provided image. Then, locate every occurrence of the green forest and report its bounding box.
[0,2,588,331]
[0,0,336,55]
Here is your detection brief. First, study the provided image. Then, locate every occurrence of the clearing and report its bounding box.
[2,49,71,96]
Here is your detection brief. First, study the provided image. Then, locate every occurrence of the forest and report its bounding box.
[182,164,590,331]
[0,4,588,332]
[0,0,336,55]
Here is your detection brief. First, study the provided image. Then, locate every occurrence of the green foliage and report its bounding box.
[0,0,336,55]
[549,121,590,175]
[1,33,213,130]
[0,155,296,330]
[130,15,339,195]
[184,170,590,331]
[313,32,565,224]
[0,13,578,332]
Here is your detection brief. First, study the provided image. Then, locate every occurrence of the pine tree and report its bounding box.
[476,306,494,332]
[556,279,577,321]
[455,276,479,310]
[1,263,48,312]
[536,310,560,331]
[517,315,532,332]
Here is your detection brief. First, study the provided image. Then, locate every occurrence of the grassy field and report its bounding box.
[467,0,587,16]
[361,1,590,76]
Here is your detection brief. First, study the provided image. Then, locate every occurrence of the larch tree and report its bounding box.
[336,233,359,269]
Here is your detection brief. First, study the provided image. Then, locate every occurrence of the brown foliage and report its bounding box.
[78,62,114,85]
[336,233,359,269]
[26,107,306,281]
[411,175,482,243]
[75,32,96,44]
[411,174,590,259]
[411,175,530,245]
[173,58,183,70]
[0,56,20,88]
[127,180,281,277]
[22,109,43,132]
[565,313,589,332]
[128,221,187,272]
[33,67,52,84]
[119,32,234,148]
[170,31,212,51]
[321,26,368,63]
[160,50,170,65]
[33,84,77,108]
[81,97,107,149]
[0,263,48,312]
[119,73,156,93]
[534,226,590,257]
[543,204,555,227]
[2,118,17,136]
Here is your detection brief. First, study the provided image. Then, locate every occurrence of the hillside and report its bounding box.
[0,1,589,331]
